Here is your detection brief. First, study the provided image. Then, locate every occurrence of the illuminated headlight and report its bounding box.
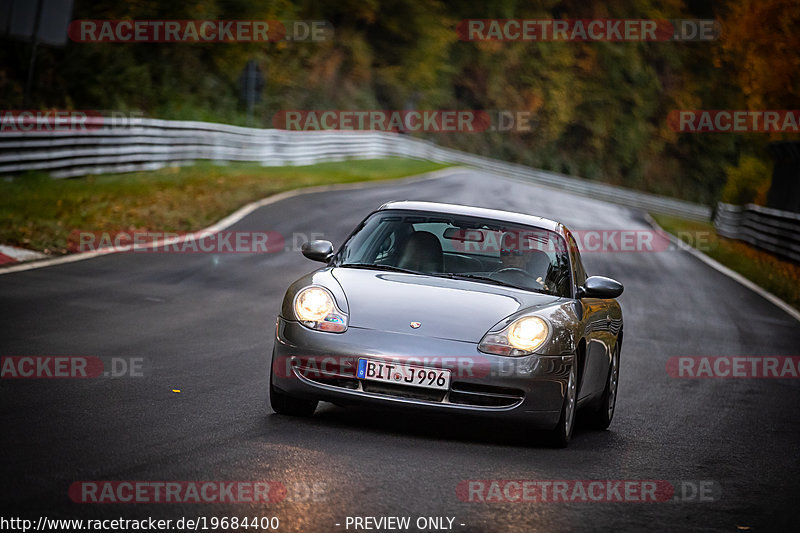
[478,316,549,356]
[293,286,348,333]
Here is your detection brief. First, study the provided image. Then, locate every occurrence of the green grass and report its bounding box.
[0,158,450,255]
[651,213,800,311]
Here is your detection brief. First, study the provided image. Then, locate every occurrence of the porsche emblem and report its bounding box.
[410,322,421,329]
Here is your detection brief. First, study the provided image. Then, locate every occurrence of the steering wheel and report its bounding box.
[494,267,535,277]
[493,267,545,285]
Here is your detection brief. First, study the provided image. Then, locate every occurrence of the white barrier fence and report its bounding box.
[0,117,711,220]
[714,202,800,263]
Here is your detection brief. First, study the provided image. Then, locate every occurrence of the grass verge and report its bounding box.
[651,213,800,311]
[0,158,451,255]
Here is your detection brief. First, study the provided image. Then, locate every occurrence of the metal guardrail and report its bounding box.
[714,202,800,262]
[0,117,711,220]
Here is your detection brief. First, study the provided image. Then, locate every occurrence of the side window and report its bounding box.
[341,218,405,265]
[567,233,587,288]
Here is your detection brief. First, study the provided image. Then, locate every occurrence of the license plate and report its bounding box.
[357,358,451,390]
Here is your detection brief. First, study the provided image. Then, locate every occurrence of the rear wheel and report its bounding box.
[585,344,620,430]
[547,362,577,448]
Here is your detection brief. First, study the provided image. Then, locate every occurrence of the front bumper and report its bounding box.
[270,317,573,429]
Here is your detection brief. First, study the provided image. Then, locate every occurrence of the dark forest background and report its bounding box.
[2,0,798,206]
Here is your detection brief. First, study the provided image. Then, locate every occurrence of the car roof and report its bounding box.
[377,201,566,235]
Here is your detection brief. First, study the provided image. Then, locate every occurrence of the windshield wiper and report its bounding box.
[441,273,549,294]
[337,263,422,275]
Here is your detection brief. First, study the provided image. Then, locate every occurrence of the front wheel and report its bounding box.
[269,355,318,416]
[269,380,318,416]
[547,362,577,448]
[585,344,620,430]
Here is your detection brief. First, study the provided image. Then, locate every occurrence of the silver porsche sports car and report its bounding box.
[270,201,623,447]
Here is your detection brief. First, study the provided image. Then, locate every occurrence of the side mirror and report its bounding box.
[578,276,624,299]
[301,240,334,263]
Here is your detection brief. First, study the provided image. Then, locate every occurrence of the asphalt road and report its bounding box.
[1,169,799,532]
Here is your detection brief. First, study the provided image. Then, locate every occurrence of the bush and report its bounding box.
[721,155,772,205]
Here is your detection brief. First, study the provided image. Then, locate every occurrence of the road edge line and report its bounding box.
[0,166,464,276]
[645,213,800,324]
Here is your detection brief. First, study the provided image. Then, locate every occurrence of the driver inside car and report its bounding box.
[498,232,552,290]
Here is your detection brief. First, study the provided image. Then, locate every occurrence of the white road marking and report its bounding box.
[0,167,462,276]
[646,214,800,323]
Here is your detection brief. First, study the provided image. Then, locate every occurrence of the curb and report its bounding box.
[645,214,800,324]
[0,166,463,276]
[0,245,48,265]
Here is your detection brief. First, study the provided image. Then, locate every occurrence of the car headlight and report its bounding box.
[293,286,348,333]
[478,316,549,356]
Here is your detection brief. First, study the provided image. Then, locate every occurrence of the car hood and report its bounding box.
[331,267,562,343]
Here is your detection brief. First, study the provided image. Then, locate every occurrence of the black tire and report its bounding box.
[269,380,318,416]
[269,354,318,416]
[547,362,577,448]
[585,344,620,430]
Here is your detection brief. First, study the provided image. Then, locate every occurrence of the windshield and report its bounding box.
[334,210,572,297]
